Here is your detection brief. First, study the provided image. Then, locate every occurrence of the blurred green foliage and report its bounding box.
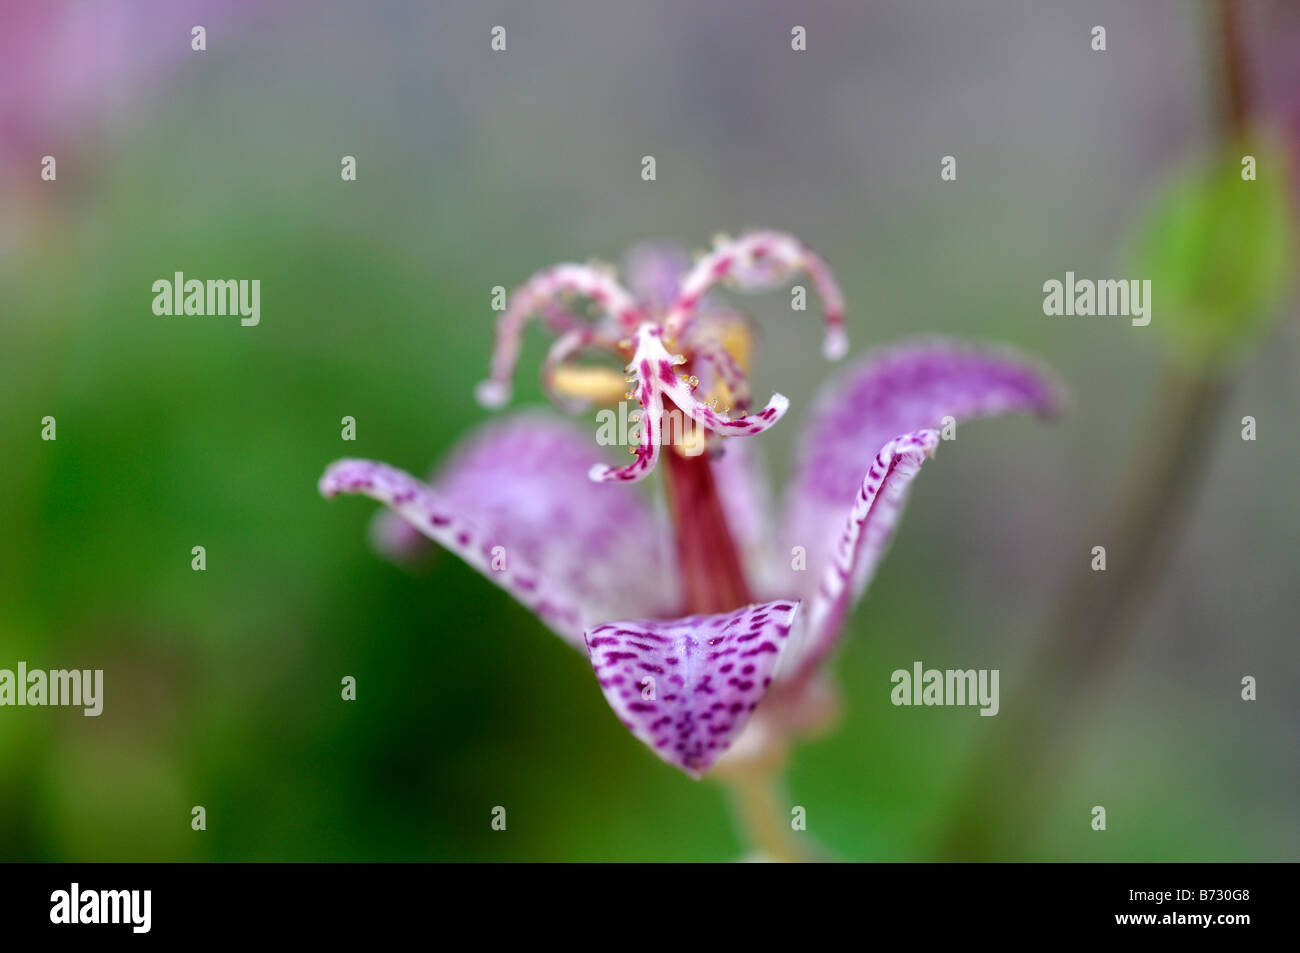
[1131,135,1296,365]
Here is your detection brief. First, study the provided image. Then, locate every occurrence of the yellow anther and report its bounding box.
[720,322,754,374]
[549,365,628,405]
[674,424,708,458]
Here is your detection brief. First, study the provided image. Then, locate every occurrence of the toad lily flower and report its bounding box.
[319,231,1062,778]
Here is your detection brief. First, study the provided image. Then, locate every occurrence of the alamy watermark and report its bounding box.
[595,401,705,455]
[50,883,150,933]
[0,662,103,716]
[152,272,260,326]
[891,660,999,716]
[1042,271,1151,327]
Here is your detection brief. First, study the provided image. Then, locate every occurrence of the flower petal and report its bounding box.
[783,338,1063,594]
[585,600,800,778]
[369,506,434,565]
[710,438,780,593]
[321,413,674,646]
[622,242,690,313]
[786,430,939,685]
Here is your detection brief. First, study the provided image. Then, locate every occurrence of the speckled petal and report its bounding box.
[321,414,674,646]
[585,600,800,778]
[783,338,1063,599]
[785,430,939,685]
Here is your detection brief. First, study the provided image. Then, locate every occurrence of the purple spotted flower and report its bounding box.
[320,231,1061,778]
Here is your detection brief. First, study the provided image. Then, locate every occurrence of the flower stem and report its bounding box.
[934,364,1231,857]
[934,0,1251,858]
[720,763,816,862]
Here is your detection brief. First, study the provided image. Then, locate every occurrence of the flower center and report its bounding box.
[660,412,755,616]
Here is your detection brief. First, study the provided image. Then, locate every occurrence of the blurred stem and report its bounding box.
[935,365,1231,857]
[720,764,815,862]
[1215,0,1249,139]
[933,0,1249,858]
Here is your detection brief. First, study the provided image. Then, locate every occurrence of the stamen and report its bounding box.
[477,264,645,408]
[541,326,625,411]
[662,230,848,361]
[588,323,789,484]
